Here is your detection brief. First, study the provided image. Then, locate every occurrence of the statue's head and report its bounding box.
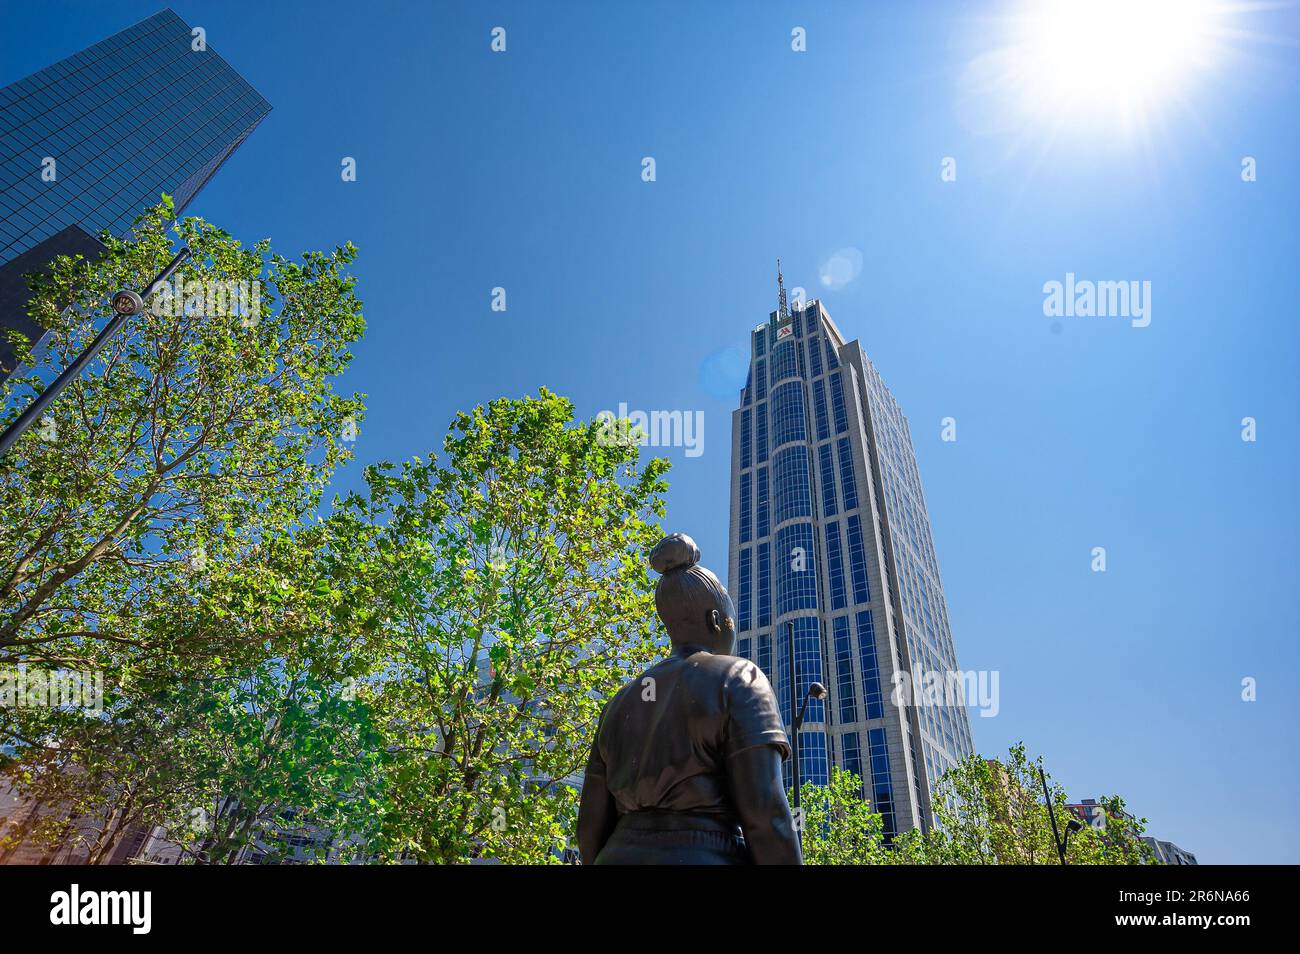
[649,532,736,656]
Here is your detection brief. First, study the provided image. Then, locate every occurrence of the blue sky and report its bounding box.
[3,1,1297,863]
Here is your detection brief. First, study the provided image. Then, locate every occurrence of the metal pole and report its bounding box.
[1039,764,1067,865]
[787,620,801,843]
[0,246,191,457]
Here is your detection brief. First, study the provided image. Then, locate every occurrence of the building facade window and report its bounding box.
[813,378,830,441]
[856,610,884,719]
[774,621,826,722]
[837,437,858,511]
[846,514,871,606]
[770,339,797,384]
[842,730,863,782]
[830,370,849,434]
[775,522,817,616]
[818,442,837,516]
[833,615,858,724]
[772,445,812,525]
[739,472,752,543]
[825,520,846,610]
[738,548,753,632]
[868,727,896,839]
[770,380,807,449]
[740,408,752,469]
[798,731,828,786]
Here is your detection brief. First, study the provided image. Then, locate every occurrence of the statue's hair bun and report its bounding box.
[649,533,700,575]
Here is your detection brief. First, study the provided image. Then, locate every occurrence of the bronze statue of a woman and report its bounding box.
[577,533,802,864]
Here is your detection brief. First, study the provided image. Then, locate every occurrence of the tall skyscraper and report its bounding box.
[729,267,975,837]
[0,8,271,375]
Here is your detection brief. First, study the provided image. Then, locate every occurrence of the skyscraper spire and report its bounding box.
[777,258,790,320]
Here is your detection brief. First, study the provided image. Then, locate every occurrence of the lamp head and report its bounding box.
[110,289,144,316]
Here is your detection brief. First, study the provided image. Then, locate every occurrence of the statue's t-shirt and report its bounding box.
[585,650,791,817]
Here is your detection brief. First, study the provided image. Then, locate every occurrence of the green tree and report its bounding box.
[795,767,891,865]
[0,526,385,865]
[326,391,670,863]
[0,200,369,863]
[893,743,1156,865]
[787,743,1156,866]
[0,198,365,674]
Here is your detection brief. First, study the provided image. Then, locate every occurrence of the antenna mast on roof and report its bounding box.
[777,258,790,320]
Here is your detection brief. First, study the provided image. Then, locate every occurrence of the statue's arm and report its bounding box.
[727,745,803,864]
[723,659,802,864]
[577,743,617,864]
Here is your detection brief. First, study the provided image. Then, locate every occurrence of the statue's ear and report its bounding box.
[707,609,723,634]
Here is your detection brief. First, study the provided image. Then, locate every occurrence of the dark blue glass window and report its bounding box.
[775,522,817,616]
[774,616,825,727]
[755,359,768,401]
[813,378,830,441]
[756,404,768,465]
[772,446,812,525]
[769,340,797,384]
[738,548,753,632]
[830,371,849,434]
[739,472,752,543]
[740,408,752,469]
[809,332,824,377]
[842,731,863,781]
[756,467,770,538]
[868,727,896,839]
[837,437,858,511]
[770,381,807,448]
[846,514,871,606]
[824,336,839,370]
[833,616,858,723]
[825,521,846,610]
[856,610,884,719]
[795,616,825,723]
[757,541,771,627]
[798,731,828,786]
[818,443,837,517]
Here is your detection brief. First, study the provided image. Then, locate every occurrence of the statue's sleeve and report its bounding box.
[723,659,792,761]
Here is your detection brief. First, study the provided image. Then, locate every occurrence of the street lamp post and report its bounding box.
[786,620,828,845]
[0,245,191,457]
[1038,764,1083,865]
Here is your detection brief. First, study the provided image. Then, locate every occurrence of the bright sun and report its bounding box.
[1001,0,1222,127]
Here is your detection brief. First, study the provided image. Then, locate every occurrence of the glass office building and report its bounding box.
[0,8,269,377]
[0,8,270,266]
[729,278,975,837]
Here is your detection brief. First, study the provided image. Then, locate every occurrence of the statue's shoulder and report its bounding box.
[691,653,770,687]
